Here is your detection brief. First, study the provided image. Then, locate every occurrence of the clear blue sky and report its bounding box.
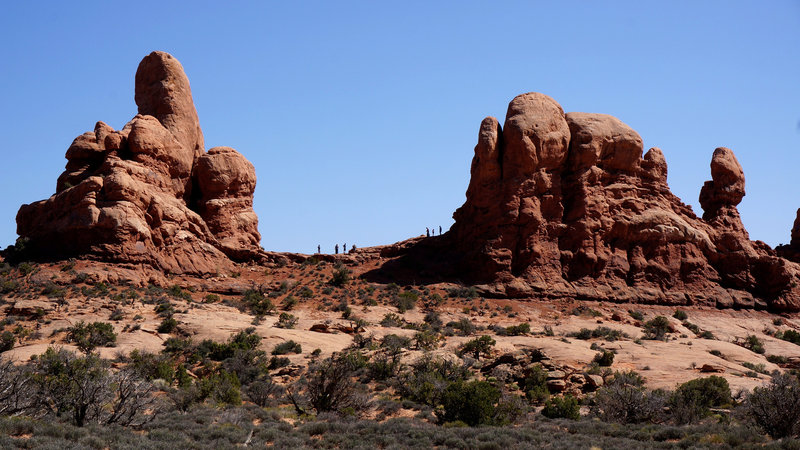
[1,1,798,254]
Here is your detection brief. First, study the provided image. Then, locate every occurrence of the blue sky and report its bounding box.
[0,1,798,253]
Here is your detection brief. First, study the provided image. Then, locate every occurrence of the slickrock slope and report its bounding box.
[369,93,800,311]
[15,51,262,274]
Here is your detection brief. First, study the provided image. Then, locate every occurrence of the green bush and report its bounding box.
[778,329,800,345]
[329,263,351,287]
[380,313,404,327]
[505,323,530,336]
[242,289,275,316]
[593,350,615,367]
[670,375,731,424]
[594,370,666,424]
[272,340,302,355]
[523,364,549,404]
[643,316,671,340]
[628,310,644,321]
[541,394,580,420]
[741,335,765,354]
[741,372,800,438]
[438,380,501,426]
[275,312,298,329]
[210,370,241,406]
[66,321,117,353]
[446,286,478,299]
[0,331,15,352]
[394,291,418,313]
[157,317,178,333]
[673,309,688,321]
[459,335,495,359]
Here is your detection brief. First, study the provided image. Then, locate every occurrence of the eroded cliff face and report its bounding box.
[372,92,800,311]
[16,51,262,274]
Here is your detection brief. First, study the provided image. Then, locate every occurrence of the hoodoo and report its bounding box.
[371,92,800,311]
[16,52,262,274]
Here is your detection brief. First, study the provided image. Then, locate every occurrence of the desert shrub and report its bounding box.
[541,394,580,420]
[167,285,192,301]
[109,309,124,321]
[568,326,627,341]
[740,372,800,438]
[448,317,476,336]
[381,334,411,354]
[414,330,440,350]
[447,286,478,299]
[162,337,193,354]
[367,353,403,381]
[0,358,35,415]
[698,330,715,340]
[194,328,262,362]
[523,364,549,404]
[272,340,302,355]
[242,289,275,316]
[154,299,175,317]
[593,350,615,367]
[396,355,470,407]
[741,361,768,374]
[209,370,242,406]
[643,316,671,340]
[504,323,530,336]
[594,370,666,424]
[766,355,788,364]
[281,295,299,311]
[778,329,800,345]
[129,349,175,382]
[246,379,283,407]
[157,316,178,333]
[459,335,495,359]
[394,291,418,313]
[669,376,731,424]
[628,310,644,321]
[424,311,443,330]
[380,313,404,327]
[298,286,314,299]
[66,321,117,353]
[672,309,688,321]
[204,293,220,303]
[0,332,15,352]
[275,312,298,329]
[268,356,291,370]
[31,348,155,427]
[329,263,351,287]
[571,306,602,317]
[741,335,765,354]
[300,355,368,414]
[438,380,501,426]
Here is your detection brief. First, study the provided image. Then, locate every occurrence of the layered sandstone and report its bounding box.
[370,93,800,311]
[16,51,263,274]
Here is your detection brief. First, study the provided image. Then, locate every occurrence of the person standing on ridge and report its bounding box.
[439,225,442,235]
[426,227,430,237]
[335,244,339,254]
[317,244,321,254]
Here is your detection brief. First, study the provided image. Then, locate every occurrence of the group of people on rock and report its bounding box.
[426,226,443,238]
[315,225,445,255]
[317,243,356,255]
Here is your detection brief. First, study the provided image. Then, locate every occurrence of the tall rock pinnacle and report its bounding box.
[15,51,262,274]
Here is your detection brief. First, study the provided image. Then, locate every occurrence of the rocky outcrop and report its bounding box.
[15,51,263,274]
[368,92,800,311]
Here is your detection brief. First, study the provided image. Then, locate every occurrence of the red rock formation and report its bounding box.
[15,51,263,274]
[371,92,800,311]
